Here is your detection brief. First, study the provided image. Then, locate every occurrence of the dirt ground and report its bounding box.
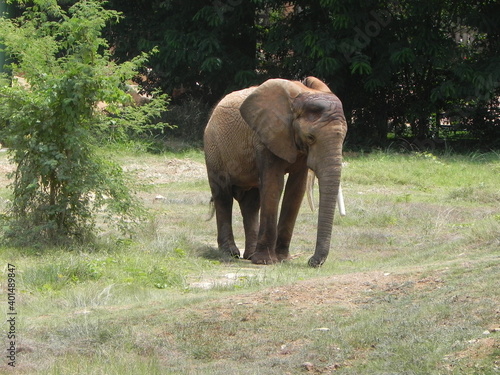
[186,267,499,373]
[123,157,207,185]
[194,269,445,309]
[0,150,207,187]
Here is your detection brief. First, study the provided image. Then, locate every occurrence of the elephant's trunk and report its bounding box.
[308,154,343,267]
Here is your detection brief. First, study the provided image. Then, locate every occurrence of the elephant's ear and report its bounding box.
[240,79,303,164]
[302,76,332,93]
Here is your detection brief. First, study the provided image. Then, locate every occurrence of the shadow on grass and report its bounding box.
[195,245,241,263]
[194,244,322,273]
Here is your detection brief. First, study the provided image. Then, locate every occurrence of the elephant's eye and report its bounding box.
[306,134,316,144]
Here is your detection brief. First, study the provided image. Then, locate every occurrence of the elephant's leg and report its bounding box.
[235,187,260,260]
[275,167,308,261]
[212,191,240,258]
[252,157,287,265]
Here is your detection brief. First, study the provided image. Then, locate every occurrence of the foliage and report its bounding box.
[164,97,211,143]
[259,0,500,147]
[4,1,496,148]
[102,0,500,148]
[0,0,169,244]
[104,0,259,104]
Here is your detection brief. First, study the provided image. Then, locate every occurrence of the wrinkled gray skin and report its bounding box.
[204,77,347,267]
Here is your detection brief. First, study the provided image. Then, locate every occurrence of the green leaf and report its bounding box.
[390,48,415,65]
[351,61,372,75]
[200,57,222,72]
[192,6,223,27]
[316,57,340,75]
[331,14,350,30]
[364,78,383,91]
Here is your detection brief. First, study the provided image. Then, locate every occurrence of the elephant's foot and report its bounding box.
[242,250,253,260]
[250,250,278,265]
[220,244,241,258]
[308,256,325,268]
[275,250,291,262]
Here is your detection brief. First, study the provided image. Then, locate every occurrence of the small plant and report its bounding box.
[414,151,444,165]
[0,0,169,244]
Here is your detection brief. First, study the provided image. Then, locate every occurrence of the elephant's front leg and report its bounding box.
[275,167,308,261]
[252,158,287,265]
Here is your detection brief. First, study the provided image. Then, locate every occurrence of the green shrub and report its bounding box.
[0,0,169,244]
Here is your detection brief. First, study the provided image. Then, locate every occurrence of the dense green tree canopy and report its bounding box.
[103,0,499,148]
[104,0,258,103]
[6,0,498,148]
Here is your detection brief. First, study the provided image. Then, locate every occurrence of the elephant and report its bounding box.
[204,76,347,267]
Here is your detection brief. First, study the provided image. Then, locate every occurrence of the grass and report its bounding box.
[0,148,499,374]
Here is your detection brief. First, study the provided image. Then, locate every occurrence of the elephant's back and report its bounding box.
[204,87,256,148]
[216,87,256,108]
[204,88,259,187]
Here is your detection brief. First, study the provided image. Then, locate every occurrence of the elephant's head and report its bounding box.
[240,77,347,266]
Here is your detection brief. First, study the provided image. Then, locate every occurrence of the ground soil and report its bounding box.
[0,149,208,188]
[193,269,445,310]
[123,157,207,185]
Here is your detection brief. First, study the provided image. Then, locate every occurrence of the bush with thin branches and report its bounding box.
[0,0,169,244]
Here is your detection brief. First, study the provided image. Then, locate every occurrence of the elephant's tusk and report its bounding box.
[306,170,345,216]
[338,183,346,216]
[306,169,315,211]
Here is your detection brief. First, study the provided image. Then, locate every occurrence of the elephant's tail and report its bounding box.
[207,197,216,221]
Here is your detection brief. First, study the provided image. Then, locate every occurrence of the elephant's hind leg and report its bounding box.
[235,187,260,260]
[212,191,240,258]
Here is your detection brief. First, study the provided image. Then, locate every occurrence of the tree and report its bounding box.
[0,0,168,244]
[0,0,13,81]
[259,0,500,148]
[88,0,500,147]
[105,0,258,104]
